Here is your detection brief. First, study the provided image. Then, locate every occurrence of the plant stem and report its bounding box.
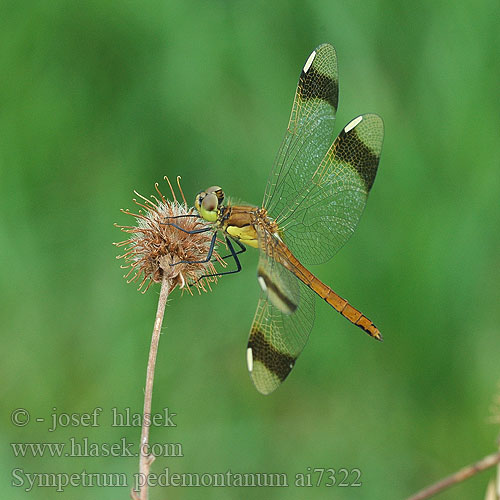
[131,273,170,500]
[407,451,500,500]
[496,436,500,498]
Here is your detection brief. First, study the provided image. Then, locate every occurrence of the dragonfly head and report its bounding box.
[195,186,225,222]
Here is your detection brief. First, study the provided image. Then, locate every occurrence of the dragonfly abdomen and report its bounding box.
[278,242,382,341]
[321,286,382,341]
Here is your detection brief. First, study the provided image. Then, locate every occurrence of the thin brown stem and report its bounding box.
[407,451,500,500]
[131,273,170,500]
[496,436,500,498]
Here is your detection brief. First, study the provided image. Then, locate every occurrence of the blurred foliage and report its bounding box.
[1,1,500,499]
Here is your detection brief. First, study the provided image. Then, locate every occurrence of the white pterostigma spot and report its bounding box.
[257,276,267,293]
[246,348,254,372]
[344,115,363,133]
[303,50,316,73]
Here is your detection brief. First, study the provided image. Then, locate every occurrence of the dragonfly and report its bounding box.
[167,43,384,395]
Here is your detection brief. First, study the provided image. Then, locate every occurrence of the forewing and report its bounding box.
[274,113,384,264]
[246,230,315,395]
[263,44,338,214]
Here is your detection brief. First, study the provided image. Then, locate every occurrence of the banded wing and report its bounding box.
[263,43,338,215]
[273,113,384,264]
[248,115,383,393]
[246,45,384,394]
[263,42,383,264]
[247,227,315,395]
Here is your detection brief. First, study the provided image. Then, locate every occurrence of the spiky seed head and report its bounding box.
[114,177,220,294]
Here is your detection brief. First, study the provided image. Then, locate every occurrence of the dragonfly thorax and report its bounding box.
[195,186,225,222]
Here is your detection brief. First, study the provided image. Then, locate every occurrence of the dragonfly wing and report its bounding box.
[246,230,315,395]
[272,113,384,265]
[263,43,338,214]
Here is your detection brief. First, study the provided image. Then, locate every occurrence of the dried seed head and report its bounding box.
[114,176,221,294]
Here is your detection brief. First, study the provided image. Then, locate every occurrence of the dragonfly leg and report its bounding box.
[162,222,213,235]
[198,236,243,279]
[162,214,200,221]
[171,231,218,266]
[218,236,247,261]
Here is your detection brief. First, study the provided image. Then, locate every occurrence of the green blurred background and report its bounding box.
[2,1,500,499]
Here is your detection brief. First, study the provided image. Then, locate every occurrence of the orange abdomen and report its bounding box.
[277,241,382,341]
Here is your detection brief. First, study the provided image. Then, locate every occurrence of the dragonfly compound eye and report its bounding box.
[198,192,219,222]
[202,193,218,211]
[205,186,224,205]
